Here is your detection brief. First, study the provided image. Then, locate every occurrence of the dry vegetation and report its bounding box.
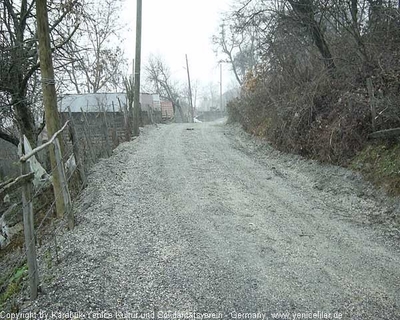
[220,0,400,194]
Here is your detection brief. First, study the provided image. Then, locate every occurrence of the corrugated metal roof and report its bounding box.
[59,93,162,113]
[59,93,127,113]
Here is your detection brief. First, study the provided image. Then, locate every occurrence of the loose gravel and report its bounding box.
[16,121,400,319]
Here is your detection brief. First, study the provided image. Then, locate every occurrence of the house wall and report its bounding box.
[161,101,174,119]
[140,94,153,112]
[60,93,128,113]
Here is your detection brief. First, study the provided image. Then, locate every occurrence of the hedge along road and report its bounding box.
[21,120,400,319]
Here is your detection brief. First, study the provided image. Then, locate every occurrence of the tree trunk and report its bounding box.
[288,0,336,73]
[13,96,38,147]
[310,22,336,72]
[9,27,37,147]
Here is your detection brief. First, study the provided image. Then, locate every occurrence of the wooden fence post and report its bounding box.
[68,107,87,187]
[102,108,112,157]
[111,102,119,147]
[54,138,73,230]
[80,107,96,164]
[20,150,39,300]
[117,97,129,142]
[149,108,154,125]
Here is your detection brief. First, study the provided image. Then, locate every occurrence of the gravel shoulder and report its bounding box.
[18,121,400,319]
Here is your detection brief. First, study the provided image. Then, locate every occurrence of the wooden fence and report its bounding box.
[0,107,131,304]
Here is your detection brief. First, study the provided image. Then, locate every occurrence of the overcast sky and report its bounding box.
[121,0,237,93]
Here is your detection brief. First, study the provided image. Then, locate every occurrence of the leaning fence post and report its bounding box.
[111,102,119,147]
[54,137,73,230]
[68,107,87,187]
[20,147,39,300]
[80,107,96,164]
[102,107,112,157]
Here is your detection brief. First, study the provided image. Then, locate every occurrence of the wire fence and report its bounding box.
[0,107,130,309]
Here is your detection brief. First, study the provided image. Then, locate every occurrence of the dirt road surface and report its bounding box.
[20,121,400,319]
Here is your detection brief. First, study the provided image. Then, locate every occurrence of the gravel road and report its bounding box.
[19,121,400,319]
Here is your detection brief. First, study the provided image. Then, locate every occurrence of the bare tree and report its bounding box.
[60,0,127,93]
[221,0,400,165]
[0,0,81,147]
[192,79,199,114]
[212,21,258,86]
[197,82,220,112]
[227,0,337,77]
[145,54,186,122]
[287,0,336,72]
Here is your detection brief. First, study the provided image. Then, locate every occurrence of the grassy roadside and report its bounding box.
[0,263,27,312]
[231,112,400,198]
[350,141,400,196]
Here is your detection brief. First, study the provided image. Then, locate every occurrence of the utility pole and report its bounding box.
[125,59,134,141]
[36,0,65,218]
[132,59,135,82]
[193,84,197,117]
[220,62,223,115]
[185,54,194,123]
[133,0,142,136]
